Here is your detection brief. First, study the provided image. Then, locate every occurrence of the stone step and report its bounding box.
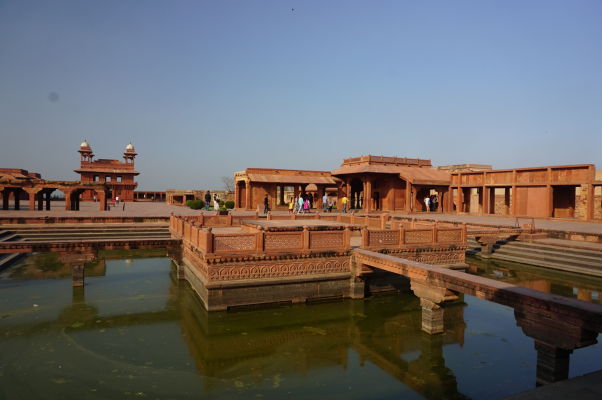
[501,241,602,258]
[17,232,171,241]
[494,244,602,265]
[0,233,22,242]
[0,253,24,270]
[7,226,169,234]
[492,247,602,269]
[490,253,602,277]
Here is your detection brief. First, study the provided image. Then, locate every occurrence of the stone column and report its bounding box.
[97,190,107,211]
[411,280,458,334]
[45,190,52,210]
[245,179,252,211]
[586,183,595,221]
[546,184,553,218]
[72,264,85,287]
[515,309,598,386]
[457,187,463,213]
[405,184,412,213]
[25,189,38,211]
[2,188,8,210]
[365,179,372,212]
[64,190,72,210]
[482,187,490,214]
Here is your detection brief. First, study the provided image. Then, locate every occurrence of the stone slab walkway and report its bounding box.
[392,212,602,235]
[501,370,602,399]
[533,238,602,252]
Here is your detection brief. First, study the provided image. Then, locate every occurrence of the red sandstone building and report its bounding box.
[234,155,602,221]
[74,140,139,202]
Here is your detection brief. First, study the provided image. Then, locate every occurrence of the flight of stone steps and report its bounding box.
[467,236,602,277]
[0,224,171,269]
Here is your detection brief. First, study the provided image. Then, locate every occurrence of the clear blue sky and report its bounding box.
[1,0,601,191]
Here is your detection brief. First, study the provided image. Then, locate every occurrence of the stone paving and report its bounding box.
[392,212,602,235]
[0,201,206,217]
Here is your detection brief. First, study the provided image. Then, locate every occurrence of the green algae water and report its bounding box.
[2,251,602,400]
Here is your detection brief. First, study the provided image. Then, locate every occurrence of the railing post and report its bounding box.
[303,226,310,250]
[228,213,233,226]
[199,213,204,226]
[206,227,213,254]
[432,226,438,244]
[399,227,405,246]
[344,227,352,250]
[462,223,467,242]
[256,228,264,252]
[361,227,369,248]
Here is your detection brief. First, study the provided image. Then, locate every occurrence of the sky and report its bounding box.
[1,0,601,191]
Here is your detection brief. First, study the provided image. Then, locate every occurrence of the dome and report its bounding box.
[125,143,135,151]
[80,140,90,148]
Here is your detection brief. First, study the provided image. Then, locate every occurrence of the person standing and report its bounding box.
[303,197,310,213]
[213,194,220,211]
[288,197,295,213]
[297,195,304,214]
[341,195,348,213]
[322,193,328,212]
[432,194,439,212]
[263,194,269,214]
[204,191,211,210]
[424,196,430,212]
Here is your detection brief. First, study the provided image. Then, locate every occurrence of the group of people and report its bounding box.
[423,194,439,212]
[204,191,220,211]
[284,193,340,214]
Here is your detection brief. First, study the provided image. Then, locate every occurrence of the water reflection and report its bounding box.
[466,256,602,304]
[1,252,602,399]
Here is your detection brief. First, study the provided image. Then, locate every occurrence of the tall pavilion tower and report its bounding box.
[75,141,140,201]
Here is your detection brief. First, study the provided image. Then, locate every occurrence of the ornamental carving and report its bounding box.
[214,235,256,252]
[369,230,399,246]
[405,230,433,244]
[310,231,344,249]
[437,229,462,243]
[207,256,350,281]
[265,232,303,250]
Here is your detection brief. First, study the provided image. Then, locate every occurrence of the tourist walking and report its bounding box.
[322,193,328,212]
[297,196,304,214]
[303,198,310,213]
[213,194,219,211]
[341,195,348,213]
[263,194,269,214]
[289,197,295,213]
[424,196,430,212]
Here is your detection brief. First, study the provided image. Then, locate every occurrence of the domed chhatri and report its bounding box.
[74,141,139,202]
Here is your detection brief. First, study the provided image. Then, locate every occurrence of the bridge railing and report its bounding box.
[361,225,466,249]
[171,215,351,256]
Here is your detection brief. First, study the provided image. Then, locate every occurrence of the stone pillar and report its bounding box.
[405,184,412,213]
[411,280,458,334]
[12,189,21,210]
[64,190,72,210]
[2,188,9,210]
[365,179,372,212]
[586,183,595,221]
[511,185,517,216]
[98,190,107,211]
[245,179,252,211]
[546,185,553,218]
[279,185,285,206]
[483,186,490,214]
[45,191,52,210]
[72,264,85,287]
[37,191,43,210]
[515,309,598,386]
[457,187,463,213]
[25,189,37,211]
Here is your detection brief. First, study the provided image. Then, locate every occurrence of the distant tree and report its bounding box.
[221,176,234,192]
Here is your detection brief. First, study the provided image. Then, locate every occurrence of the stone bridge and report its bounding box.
[353,248,602,385]
[0,238,181,286]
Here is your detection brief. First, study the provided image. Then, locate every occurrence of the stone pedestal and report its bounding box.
[411,280,458,335]
[420,298,444,334]
[72,264,85,287]
[515,309,598,386]
[349,276,365,299]
[534,341,572,386]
